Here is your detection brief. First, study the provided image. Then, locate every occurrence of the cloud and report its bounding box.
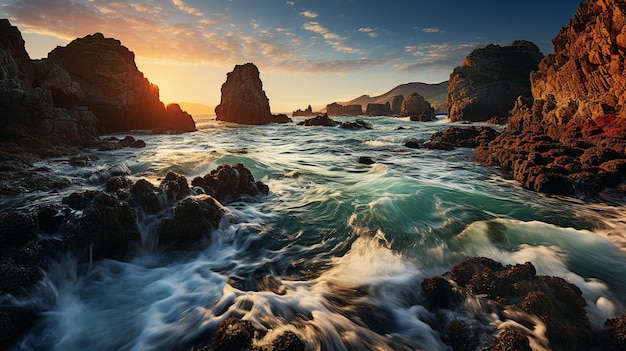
[421,27,443,33]
[399,42,483,72]
[172,0,202,17]
[358,27,378,38]
[302,21,361,54]
[299,10,318,18]
[287,1,294,5]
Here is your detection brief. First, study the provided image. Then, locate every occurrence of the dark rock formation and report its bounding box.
[365,102,392,116]
[391,94,404,115]
[0,19,34,88]
[604,314,626,351]
[340,119,373,130]
[358,156,375,165]
[326,102,363,116]
[157,194,225,247]
[35,33,195,133]
[191,163,270,203]
[430,126,499,148]
[400,92,435,121]
[471,1,626,197]
[215,63,289,125]
[62,191,141,260]
[297,113,339,127]
[292,105,318,117]
[422,257,593,351]
[447,40,543,122]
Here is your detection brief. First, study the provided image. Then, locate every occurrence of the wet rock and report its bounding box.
[430,126,499,148]
[208,317,256,351]
[488,329,532,351]
[0,306,38,350]
[104,175,133,193]
[423,257,593,351]
[340,119,373,130]
[63,191,140,260]
[191,163,269,203]
[272,331,305,351]
[421,141,455,151]
[604,314,626,351]
[130,179,162,214]
[159,171,190,201]
[156,194,225,247]
[358,156,375,165]
[297,114,339,127]
[404,140,421,149]
[421,276,463,310]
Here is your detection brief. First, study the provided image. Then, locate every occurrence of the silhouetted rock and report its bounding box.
[326,102,363,116]
[292,105,317,117]
[400,92,435,120]
[358,156,375,165]
[341,119,373,129]
[297,113,339,127]
[0,19,34,88]
[215,63,288,125]
[365,102,392,116]
[447,40,543,122]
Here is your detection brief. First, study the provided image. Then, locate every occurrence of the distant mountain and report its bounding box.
[337,81,448,114]
[177,102,214,116]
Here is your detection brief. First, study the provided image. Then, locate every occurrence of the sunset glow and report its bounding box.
[1,0,580,113]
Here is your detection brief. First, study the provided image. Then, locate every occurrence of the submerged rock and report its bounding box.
[341,119,373,130]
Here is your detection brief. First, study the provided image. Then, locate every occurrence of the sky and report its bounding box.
[1,0,582,113]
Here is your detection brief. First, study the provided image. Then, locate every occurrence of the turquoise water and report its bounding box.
[5,115,626,350]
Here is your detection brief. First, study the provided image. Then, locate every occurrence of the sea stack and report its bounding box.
[447,40,543,122]
[400,92,436,121]
[215,63,290,125]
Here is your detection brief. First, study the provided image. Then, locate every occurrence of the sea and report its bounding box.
[3,115,626,351]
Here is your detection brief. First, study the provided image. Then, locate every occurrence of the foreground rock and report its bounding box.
[447,40,543,122]
[422,257,593,351]
[215,63,291,125]
[474,0,626,197]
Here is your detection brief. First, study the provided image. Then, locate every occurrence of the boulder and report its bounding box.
[400,92,435,120]
[215,63,288,125]
[62,191,140,260]
[297,114,339,127]
[447,40,543,122]
[156,194,225,247]
[340,119,373,130]
[423,257,593,351]
[191,163,269,203]
[35,33,195,133]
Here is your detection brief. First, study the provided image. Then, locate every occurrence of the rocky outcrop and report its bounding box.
[0,19,34,88]
[292,105,318,117]
[447,40,543,122]
[215,63,290,125]
[473,0,626,197]
[365,102,391,116]
[399,92,436,121]
[391,94,404,115]
[35,33,195,133]
[422,257,593,351]
[529,0,626,122]
[326,102,363,116]
[297,113,340,127]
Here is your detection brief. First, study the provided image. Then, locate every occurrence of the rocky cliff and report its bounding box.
[215,63,290,125]
[447,40,543,122]
[35,33,195,133]
[473,0,626,197]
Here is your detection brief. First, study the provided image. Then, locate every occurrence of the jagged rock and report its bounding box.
[604,314,626,351]
[423,257,593,351]
[0,19,33,88]
[340,119,373,129]
[430,126,499,148]
[156,194,225,247]
[400,92,435,120]
[62,191,140,260]
[215,63,288,125]
[130,179,162,214]
[35,33,195,133]
[207,317,256,351]
[529,0,626,122]
[159,171,190,202]
[447,40,543,122]
[365,102,392,116]
[297,114,339,127]
[191,163,269,203]
[292,105,317,117]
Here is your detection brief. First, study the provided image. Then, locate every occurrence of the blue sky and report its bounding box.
[1,0,581,113]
